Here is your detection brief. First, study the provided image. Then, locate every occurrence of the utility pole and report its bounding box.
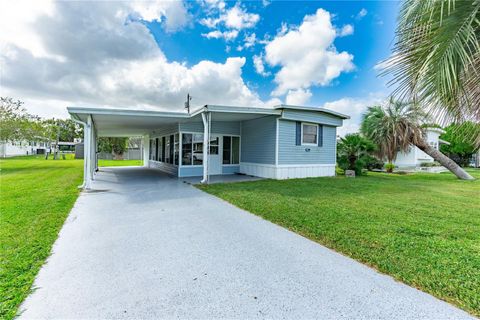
[184,93,192,114]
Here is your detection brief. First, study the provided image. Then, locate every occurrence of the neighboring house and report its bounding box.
[0,140,49,157]
[68,104,349,188]
[394,127,449,168]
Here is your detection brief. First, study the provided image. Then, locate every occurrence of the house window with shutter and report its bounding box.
[301,123,318,145]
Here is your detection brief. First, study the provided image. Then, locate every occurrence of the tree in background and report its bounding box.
[440,122,480,167]
[361,99,474,180]
[98,137,128,160]
[0,97,43,142]
[337,133,376,176]
[382,0,480,144]
[42,119,83,143]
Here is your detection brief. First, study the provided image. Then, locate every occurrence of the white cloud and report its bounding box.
[199,2,259,42]
[223,4,259,30]
[322,94,385,136]
[252,54,270,77]
[264,8,354,96]
[285,89,312,105]
[0,1,266,118]
[355,8,368,20]
[338,24,354,37]
[130,1,190,31]
[202,30,239,41]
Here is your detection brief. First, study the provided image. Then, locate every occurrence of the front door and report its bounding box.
[208,135,222,175]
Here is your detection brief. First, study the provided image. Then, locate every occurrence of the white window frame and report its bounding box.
[222,135,241,166]
[301,122,318,146]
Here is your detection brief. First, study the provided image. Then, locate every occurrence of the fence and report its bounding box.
[98,148,143,160]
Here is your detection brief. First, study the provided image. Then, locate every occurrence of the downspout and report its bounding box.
[201,111,209,184]
[71,117,90,189]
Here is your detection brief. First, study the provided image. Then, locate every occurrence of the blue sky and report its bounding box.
[0,0,400,134]
[146,1,399,106]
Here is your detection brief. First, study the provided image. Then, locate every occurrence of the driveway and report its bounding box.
[19,167,472,319]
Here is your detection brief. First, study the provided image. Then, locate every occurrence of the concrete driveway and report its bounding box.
[19,167,473,319]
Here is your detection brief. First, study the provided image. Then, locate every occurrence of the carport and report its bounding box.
[68,105,281,189]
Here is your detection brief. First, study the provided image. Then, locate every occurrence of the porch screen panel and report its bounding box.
[174,134,179,165]
[169,135,174,164]
[193,134,203,165]
[232,137,239,164]
[165,137,170,163]
[223,136,231,164]
[182,134,192,165]
[155,138,159,161]
[162,137,166,162]
[158,137,163,161]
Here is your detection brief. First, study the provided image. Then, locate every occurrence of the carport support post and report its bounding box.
[84,114,93,189]
[201,112,210,184]
[143,134,150,167]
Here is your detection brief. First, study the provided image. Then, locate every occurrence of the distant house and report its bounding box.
[68,104,349,188]
[0,140,49,158]
[394,127,450,168]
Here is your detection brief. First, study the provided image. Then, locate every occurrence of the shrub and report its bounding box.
[363,155,384,171]
[420,161,441,167]
[385,162,395,173]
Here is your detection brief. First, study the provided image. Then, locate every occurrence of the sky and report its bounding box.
[0,0,400,135]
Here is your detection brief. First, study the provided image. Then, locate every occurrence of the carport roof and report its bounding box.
[67,104,349,137]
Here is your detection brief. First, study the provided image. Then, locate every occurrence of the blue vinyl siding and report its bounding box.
[282,109,343,127]
[240,116,276,164]
[150,123,178,138]
[178,166,203,177]
[278,120,337,165]
[179,121,240,135]
[222,165,240,174]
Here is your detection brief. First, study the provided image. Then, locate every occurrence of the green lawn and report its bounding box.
[198,169,480,316]
[0,155,141,319]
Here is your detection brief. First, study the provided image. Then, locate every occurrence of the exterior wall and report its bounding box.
[240,116,276,165]
[179,121,240,135]
[222,165,240,174]
[278,120,336,165]
[281,110,343,127]
[0,141,46,157]
[394,129,441,168]
[240,163,335,179]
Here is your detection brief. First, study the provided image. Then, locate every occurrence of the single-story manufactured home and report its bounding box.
[394,127,449,168]
[68,104,349,188]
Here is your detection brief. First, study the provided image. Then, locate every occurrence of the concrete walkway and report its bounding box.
[19,167,473,319]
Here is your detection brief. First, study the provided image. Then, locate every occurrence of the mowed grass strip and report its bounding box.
[198,170,480,316]
[0,156,83,319]
[0,155,140,319]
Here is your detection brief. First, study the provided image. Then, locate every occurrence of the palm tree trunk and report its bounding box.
[415,141,474,180]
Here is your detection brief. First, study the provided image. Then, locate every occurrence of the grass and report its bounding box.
[198,169,480,316]
[0,155,141,319]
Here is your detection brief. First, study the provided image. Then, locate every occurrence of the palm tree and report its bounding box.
[361,99,474,180]
[382,0,480,143]
[337,133,376,175]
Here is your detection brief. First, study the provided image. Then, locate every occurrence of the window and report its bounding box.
[174,134,179,165]
[209,137,219,155]
[193,134,203,165]
[169,135,174,164]
[222,136,240,164]
[155,138,159,161]
[302,123,318,145]
[161,137,166,162]
[165,137,170,163]
[182,133,204,165]
[182,134,192,165]
[157,138,163,161]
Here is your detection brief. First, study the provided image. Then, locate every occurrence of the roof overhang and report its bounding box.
[274,104,350,119]
[68,103,350,137]
[68,106,190,137]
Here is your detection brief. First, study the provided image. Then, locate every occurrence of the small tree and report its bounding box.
[98,137,128,160]
[337,134,376,175]
[0,97,43,142]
